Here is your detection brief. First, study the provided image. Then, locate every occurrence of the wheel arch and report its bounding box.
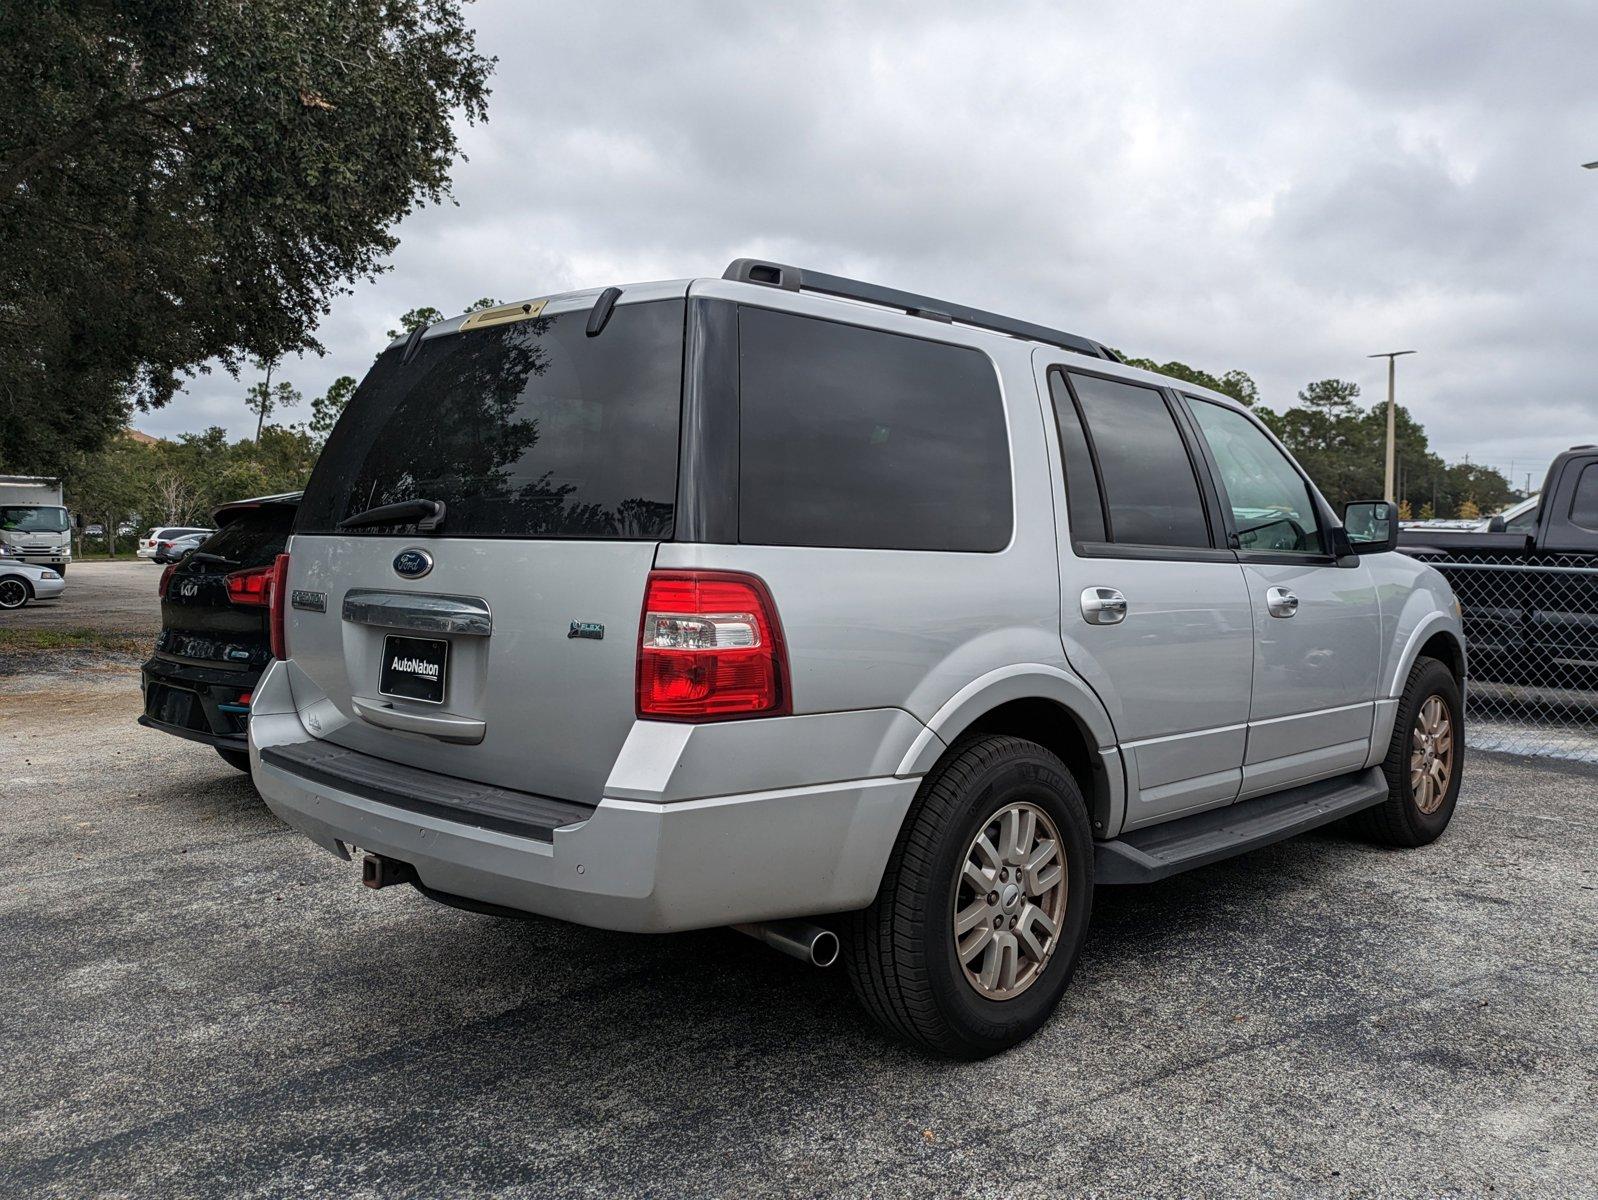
[898,666,1125,838]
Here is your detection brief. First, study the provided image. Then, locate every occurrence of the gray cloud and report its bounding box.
[146,0,1598,488]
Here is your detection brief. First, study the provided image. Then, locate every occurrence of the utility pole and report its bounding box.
[1368,350,1417,501]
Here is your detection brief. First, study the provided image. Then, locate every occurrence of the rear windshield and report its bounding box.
[296,299,684,539]
[196,508,294,568]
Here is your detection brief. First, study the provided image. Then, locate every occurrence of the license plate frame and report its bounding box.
[378,634,449,705]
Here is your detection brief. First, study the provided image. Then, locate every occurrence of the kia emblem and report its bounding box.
[393,548,433,579]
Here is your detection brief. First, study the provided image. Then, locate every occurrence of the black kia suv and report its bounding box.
[139,492,300,771]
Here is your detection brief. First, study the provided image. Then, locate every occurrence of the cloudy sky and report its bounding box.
[143,0,1598,491]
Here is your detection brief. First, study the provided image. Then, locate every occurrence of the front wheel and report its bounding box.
[0,577,31,609]
[53,564,67,577]
[844,735,1094,1058]
[1351,656,1463,847]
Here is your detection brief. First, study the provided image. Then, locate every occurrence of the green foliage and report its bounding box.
[1256,379,1517,517]
[243,361,303,439]
[0,0,495,474]
[1119,356,1260,407]
[303,376,357,448]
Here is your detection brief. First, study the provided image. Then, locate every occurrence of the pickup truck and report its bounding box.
[1399,445,1598,689]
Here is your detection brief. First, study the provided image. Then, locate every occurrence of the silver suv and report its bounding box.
[251,259,1466,1058]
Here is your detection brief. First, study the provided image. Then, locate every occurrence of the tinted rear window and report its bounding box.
[736,308,1011,551]
[296,300,684,538]
[197,508,294,568]
[1066,373,1210,549]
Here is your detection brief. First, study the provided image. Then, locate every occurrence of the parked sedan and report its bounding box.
[153,532,208,564]
[0,549,65,609]
[139,493,298,771]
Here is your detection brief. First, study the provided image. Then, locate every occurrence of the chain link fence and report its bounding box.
[1421,552,1598,763]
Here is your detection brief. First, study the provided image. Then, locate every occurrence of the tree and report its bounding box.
[244,361,302,440]
[0,0,494,474]
[1457,497,1482,520]
[305,376,357,448]
[1119,355,1260,407]
[387,307,448,341]
[64,435,158,557]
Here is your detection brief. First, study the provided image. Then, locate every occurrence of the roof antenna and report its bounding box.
[586,287,623,337]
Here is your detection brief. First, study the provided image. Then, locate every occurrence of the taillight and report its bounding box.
[223,563,274,606]
[268,553,289,660]
[158,563,176,597]
[636,570,789,721]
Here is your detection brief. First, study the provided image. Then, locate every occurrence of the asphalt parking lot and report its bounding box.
[1,559,163,635]
[2,648,1595,1200]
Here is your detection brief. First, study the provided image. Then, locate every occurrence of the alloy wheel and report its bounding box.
[1410,695,1455,815]
[953,802,1066,1000]
[0,579,27,608]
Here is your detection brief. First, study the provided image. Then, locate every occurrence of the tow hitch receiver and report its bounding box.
[361,853,419,890]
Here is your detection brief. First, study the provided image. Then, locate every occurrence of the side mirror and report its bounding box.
[1340,500,1399,554]
[1486,515,1507,533]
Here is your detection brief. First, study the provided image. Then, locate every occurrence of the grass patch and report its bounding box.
[0,628,148,656]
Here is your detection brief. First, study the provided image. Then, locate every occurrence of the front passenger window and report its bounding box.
[1189,398,1323,554]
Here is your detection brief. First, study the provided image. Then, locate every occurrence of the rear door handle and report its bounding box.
[1080,587,1128,625]
[1266,587,1299,618]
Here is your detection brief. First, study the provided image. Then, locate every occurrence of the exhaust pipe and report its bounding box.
[733,920,840,968]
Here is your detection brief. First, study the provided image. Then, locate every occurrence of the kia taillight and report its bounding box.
[223,563,274,606]
[636,570,789,720]
[268,553,289,660]
[158,564,176,598]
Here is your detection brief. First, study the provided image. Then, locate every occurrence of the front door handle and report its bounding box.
[1081,587,1128,625]
[1266,586,1299,618]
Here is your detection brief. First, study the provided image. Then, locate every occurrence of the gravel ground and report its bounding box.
[0,560,163,634]
[2,661,1595,1199]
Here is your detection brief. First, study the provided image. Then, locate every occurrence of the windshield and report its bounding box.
[296,299,684,539]
[0,506,69,533]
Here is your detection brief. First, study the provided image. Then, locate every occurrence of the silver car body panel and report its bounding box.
[253,271,1466,931]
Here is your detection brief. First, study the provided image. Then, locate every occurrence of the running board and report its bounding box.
[1095,767,1389,885]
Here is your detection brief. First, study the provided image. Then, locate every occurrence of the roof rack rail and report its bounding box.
[722,258,1119,362]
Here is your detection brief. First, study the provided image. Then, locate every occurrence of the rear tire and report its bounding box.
[844,735,1093,1058]
[1350,656,1463,847]
[216,747,252,773]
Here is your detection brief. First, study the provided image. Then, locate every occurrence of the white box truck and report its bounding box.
[0,476,73,575]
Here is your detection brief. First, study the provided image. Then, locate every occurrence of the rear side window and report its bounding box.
[296,300,684,539]
[1047,372,1106,543]
[1569,463,1598,532]
[1063,373,1211,549]
[199,508,294,568]
[736,308,1011,551]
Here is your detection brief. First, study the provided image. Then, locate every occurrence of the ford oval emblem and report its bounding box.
[393,548,433,579]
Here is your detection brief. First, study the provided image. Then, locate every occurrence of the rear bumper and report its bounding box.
[140,657,260,749]
[249,662,924,933]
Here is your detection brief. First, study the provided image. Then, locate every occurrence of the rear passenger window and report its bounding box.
[737,308,1012,551]
[1047,372,1106,543]
[1570,463,1598,532]
[1063,373,1211,549]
